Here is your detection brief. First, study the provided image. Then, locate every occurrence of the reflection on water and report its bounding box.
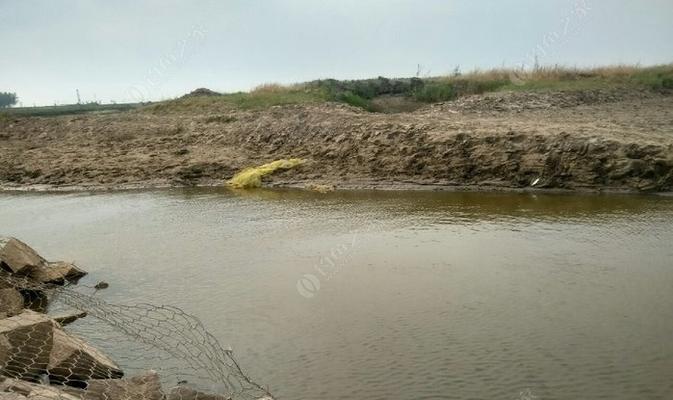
[1,188,672,400]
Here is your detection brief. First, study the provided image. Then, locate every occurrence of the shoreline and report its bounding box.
[2,89,672,195]
[2,179,672,197]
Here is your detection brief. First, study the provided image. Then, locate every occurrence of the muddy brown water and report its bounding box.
[1,188,672,400]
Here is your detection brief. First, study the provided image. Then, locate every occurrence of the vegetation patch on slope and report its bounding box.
[3,64,671,118]
[144,64,673,114]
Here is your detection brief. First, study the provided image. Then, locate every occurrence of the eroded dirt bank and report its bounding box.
[1,88,672,192]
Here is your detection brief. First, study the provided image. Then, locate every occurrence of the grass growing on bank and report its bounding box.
[499,64,673,92]
[147,84,329,114]
[6,64,672,118]
[149,63,672,114]
[1,102,141,118]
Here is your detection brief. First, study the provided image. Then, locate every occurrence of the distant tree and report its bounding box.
[0,92,18,108]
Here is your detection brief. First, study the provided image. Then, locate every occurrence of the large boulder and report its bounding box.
[0,311,55,381]
[52,312,88,327]
[47,328,123,386]
[0,238,47,276]
[80,371,163,400]
[0,288,24,319]
[17,290,49,314]
[0,310,123,386]
[29,262,87,285]
[0,237,86,286]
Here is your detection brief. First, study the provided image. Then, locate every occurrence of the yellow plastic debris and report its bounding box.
[228,159,305,189]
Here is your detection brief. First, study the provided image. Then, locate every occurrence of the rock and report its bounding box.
[0,237,87,286]
[0,378,80,400]
[0,288,24,319]
[167,386,228,400]
[80,371,163,400]
[0,237,47,276]
[0,310,55,381]
[18,290,49,314]
[52,312,87,327]
[610,158,648,179]
[0,393,27,399]
[0,277,11,289]
[0,378,36,397]
[47,327,123,385]
[23,386,82,400]
[29,262,87,285]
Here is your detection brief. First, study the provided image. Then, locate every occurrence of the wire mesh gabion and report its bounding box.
[0,270,273,400]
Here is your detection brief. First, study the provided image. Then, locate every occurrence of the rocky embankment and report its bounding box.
[0,237,265,400]
[1,88,672,192]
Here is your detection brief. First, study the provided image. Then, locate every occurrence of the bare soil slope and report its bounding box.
[1,88,672,192]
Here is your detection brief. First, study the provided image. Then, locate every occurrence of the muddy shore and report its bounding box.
[1,88,672,193]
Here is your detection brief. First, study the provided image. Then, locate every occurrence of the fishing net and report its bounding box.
[0,271,273,400]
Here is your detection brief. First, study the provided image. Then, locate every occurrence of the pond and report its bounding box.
[1,188,672,400]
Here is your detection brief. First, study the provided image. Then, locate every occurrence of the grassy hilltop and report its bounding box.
[2,64,672,119]
[149,64,673,114]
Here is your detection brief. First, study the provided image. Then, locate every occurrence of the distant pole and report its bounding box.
[76,89,81,105]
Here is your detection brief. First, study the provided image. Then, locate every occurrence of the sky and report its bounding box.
[1,0,672,106]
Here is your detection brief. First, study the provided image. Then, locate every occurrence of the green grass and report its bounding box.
[2,102,140,117]
[219,88,327,109]
[167,63,670,113]
[336,92,371,110]
[411,64,673,99]
[495,64,673,92]
[630,65,673,90]
[7,64,672,118]
[0,112,10,125]
[146,85,328,114]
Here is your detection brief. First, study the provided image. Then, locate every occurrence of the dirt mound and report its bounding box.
[1,89,672,193]
[182,88,221,98]
[429,87,660,114]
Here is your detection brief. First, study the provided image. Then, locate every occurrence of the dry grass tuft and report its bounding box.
[452,64,671,85]
[251,83,288,94]
[143,63,673,114]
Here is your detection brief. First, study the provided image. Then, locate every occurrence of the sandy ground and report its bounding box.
[1,88,672,192]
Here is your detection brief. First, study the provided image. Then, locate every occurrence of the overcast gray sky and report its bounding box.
[1,0,672,106]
